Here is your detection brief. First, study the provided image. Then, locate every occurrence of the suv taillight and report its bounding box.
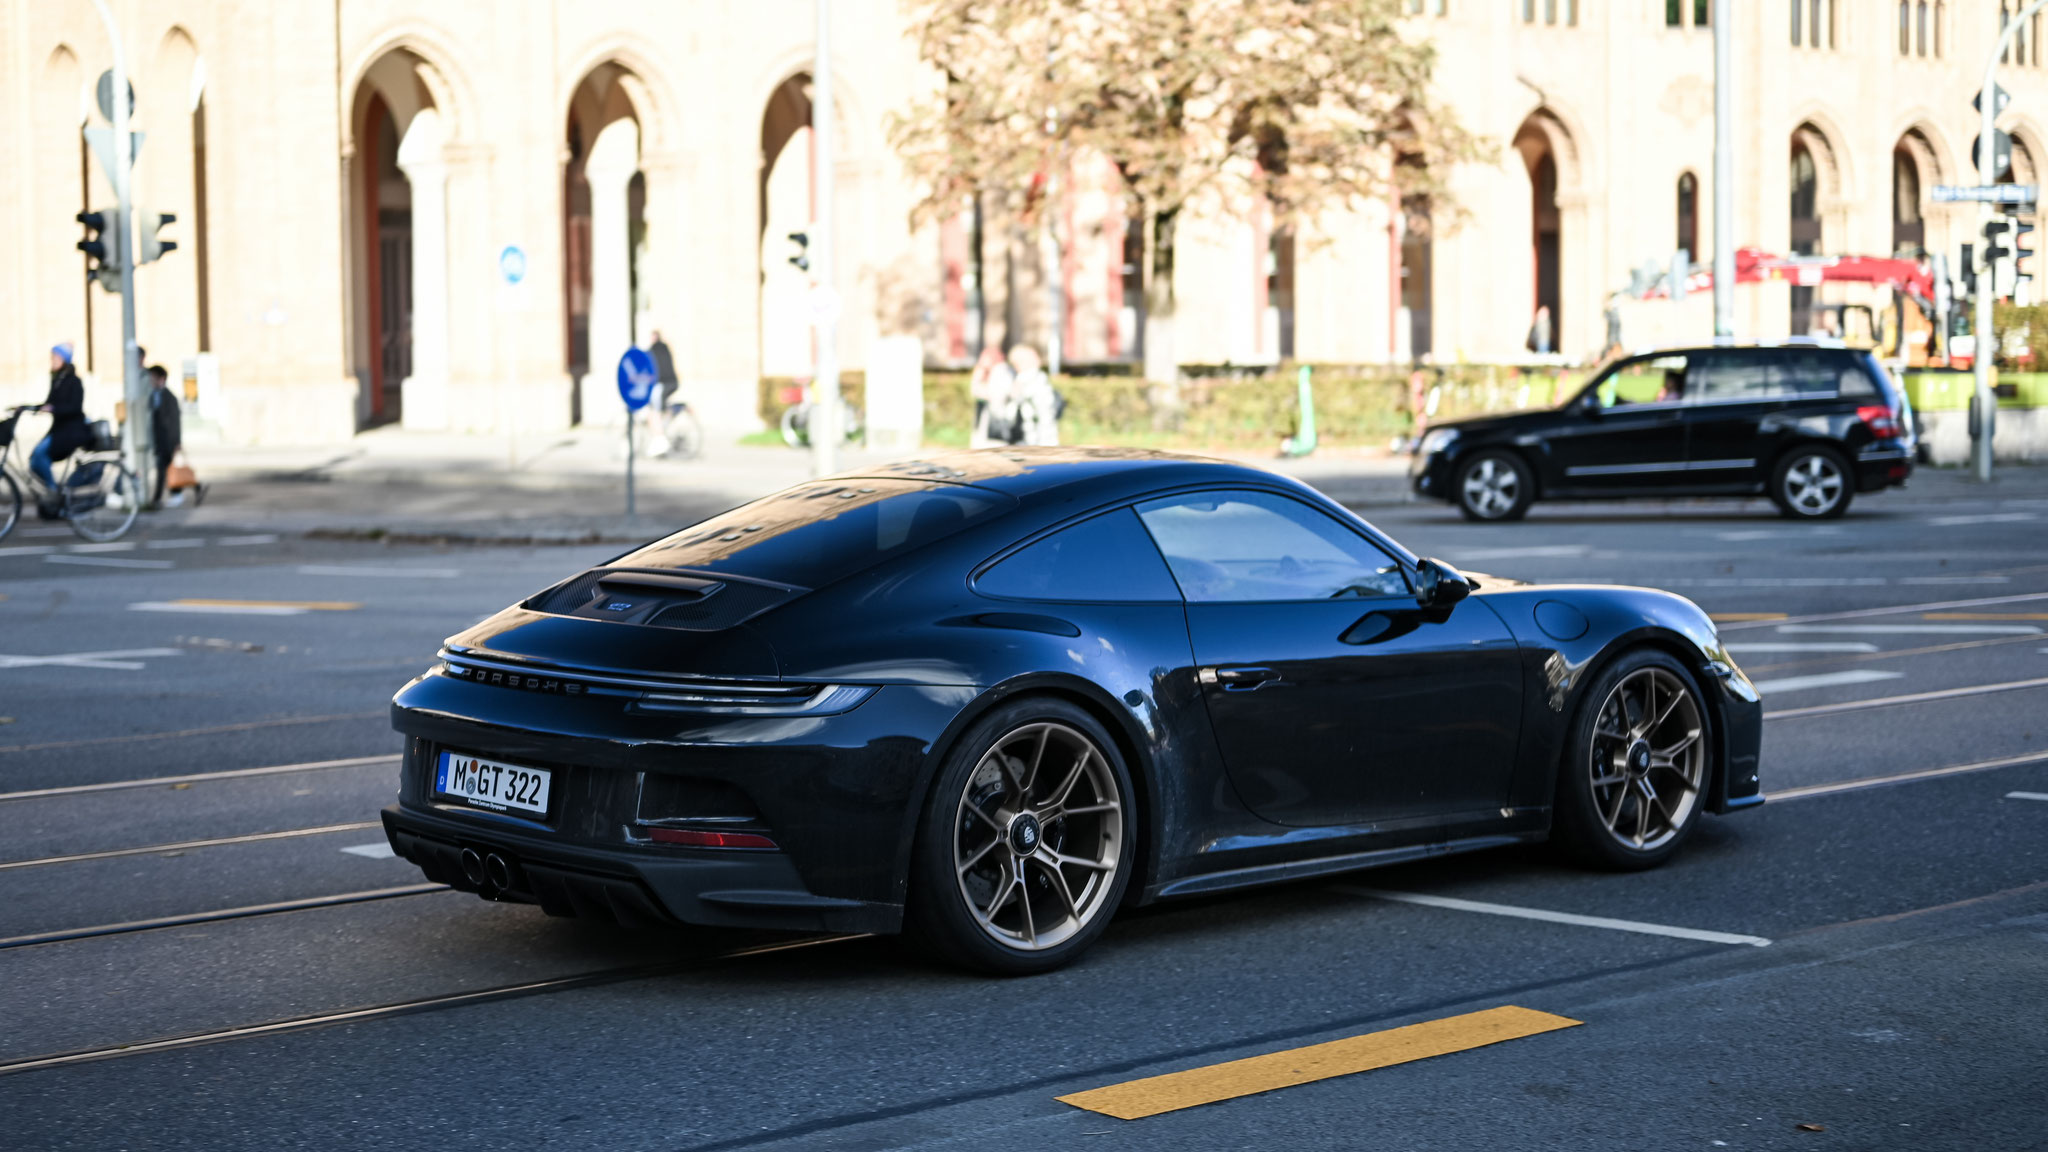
[1857,404,1900,439]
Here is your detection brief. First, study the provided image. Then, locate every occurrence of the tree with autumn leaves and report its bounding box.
[892,0,1482,382]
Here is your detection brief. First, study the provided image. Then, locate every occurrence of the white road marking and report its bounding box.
[67,542,136,553]
[129,601,306,615]
[16,527,74,538]
[215,534,279,546]
[1766,751,2048,800]
[143,537,208,549]
[1336,887,1772,947]
[1779,623,2044,636]
[0,546,57,557]
[1717,590,2048,631]
[297,565,460,578]
[341,841,397,859]
[1723,642,1879,654]
[1929,511,2039,526]
[1899,575,2012,585]
[0,755,399,802]
[0,647,181,671]
[1661,577,1889,588]
[1765,676,2048,721]
[2007,792,2048,802]
[45,554,174,569]
[1448,545,1592,561]
[1748,669,1903,695]
[1715,530,1781,541]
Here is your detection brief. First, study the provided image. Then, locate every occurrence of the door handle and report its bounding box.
[1201,665,1285,691]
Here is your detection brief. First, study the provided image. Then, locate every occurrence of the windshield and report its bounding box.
[611,479,1014,588]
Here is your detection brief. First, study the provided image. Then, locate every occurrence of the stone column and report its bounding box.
[579,117,639,428]
[397,109,450,431]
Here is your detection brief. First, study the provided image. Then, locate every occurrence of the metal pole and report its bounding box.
[1711,0,1733,341]
[1972,0,2048,482]
[91,0,148,499]
[625,411,636,518]
[809,0,840,478]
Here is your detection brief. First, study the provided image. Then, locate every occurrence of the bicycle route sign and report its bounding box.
[617,347,658,412]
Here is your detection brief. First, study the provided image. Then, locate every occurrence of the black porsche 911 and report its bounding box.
[383,448,1763,973]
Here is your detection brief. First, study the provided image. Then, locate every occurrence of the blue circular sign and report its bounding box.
[617,346,658,411]
[498,245,528,286]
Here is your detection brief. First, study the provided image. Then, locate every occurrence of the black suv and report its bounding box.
[1410,344,1915,521]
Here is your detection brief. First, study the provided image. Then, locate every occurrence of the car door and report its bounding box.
[1547,353,1694,492]
[1135,489,1524,829]
[1680,348,1798,488]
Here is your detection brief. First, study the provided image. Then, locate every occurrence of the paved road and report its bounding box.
[1,472,2044,1150]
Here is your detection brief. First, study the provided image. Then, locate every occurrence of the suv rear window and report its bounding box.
[613,480,1014,588]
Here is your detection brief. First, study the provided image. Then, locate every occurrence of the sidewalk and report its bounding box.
[149,426,2046,544]
[161,427,1415,543]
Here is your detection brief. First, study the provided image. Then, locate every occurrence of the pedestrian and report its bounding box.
[644,329,680,456]
[968,346,1015,448]
[29,342,89,513]
[1007,344,1061,446]
[147,364,183,507]
[1527,305,1553,356]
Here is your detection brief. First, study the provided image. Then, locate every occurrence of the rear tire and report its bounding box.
[1552,649,1710,871]
[65,459,139,543]
[1456,450,1534,522]
[906,697,1135,975]
[0,470,19,542]
[1770,446,1853,519]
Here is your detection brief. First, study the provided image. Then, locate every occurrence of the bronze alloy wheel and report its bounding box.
[1586,666,1706,853]
[952,721,1124,953]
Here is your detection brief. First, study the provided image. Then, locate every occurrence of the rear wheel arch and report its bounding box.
[902,675,1161,911]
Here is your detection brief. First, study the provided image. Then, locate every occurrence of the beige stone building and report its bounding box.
[3,1,2045,445]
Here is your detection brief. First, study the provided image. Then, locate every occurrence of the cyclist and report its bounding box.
[31,342,89,508]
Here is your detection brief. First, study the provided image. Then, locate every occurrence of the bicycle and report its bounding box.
[0,406,141,543]
[647,396,704,460]
[778,384,862,449]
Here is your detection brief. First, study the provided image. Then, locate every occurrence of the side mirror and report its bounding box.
[1413,558,1472,611]
[1578,391,1604,417]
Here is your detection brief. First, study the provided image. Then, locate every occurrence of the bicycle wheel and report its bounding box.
[0,470,19,542]
[781,405,806,448]
[65,458,140,542]
[667,407,704,459]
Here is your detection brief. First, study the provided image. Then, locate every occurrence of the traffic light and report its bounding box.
[787,231,810,272]
[137,209,177,264]
[2014,220,2037,281]
[1983,218,2012,264]
[75,208,122,292]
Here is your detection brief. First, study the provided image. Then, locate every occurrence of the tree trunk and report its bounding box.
[1142,206,1178,386]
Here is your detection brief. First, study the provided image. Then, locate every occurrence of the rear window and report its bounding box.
[1690,350,1875,402]
[613,480,1013,588]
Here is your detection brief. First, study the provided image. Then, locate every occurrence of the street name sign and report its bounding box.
[1933,184,2038,204]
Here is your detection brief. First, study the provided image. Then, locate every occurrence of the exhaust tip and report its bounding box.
[485,852,515,890]
[459,848,487,887]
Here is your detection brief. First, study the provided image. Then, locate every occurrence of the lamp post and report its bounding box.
[1971,0,2048,483]
[1711,0,1733,342]
[809,0,841,478]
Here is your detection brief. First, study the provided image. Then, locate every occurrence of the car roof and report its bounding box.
[1616,339,1863,357]
[829,447,1298,506]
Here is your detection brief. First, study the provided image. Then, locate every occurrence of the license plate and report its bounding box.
[435,751,552,816]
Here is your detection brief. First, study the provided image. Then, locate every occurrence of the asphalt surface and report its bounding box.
[2,468,2046,1150]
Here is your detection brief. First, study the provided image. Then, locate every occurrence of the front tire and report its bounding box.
[0,470,19,542]
[1552,649,1710,870]
[1456,450,1534,522]
[907,698,1134,975]
[1770,446,1852,519]
[65,459,139,543]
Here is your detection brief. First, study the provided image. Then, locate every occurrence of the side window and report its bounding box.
[1593,354,1689,407]
[1134,490,1409,603]
[1689,350,1786,403]
[976,508,1181,602]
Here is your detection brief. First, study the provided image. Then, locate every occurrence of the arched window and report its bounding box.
[1893,146,1924,256]
[1935,2,1944,55]
[1795,0,1806,45]
[1918,1,1929,55]
[1677,173,1699,261]
[1899,1,1911,53]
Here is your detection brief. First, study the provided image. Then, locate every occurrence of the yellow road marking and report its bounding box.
[1055,1005,1581,1120]
[170,599,360,611]
[1712,612,1786,622]
[1923,612,2048,621]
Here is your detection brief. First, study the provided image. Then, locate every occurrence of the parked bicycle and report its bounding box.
[778,383,862,449]
[0,406,140,543]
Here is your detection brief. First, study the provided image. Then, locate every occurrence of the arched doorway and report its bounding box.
[347,49,453,429]
[564,64,645,427]
[1515,118,1565,352]
[137,29,209,396]
[1790,136,1823,334]
[759,73,814,383]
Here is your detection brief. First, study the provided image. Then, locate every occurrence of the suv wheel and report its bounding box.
[1771,446,1852,519]
[1457,451,1534,522]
